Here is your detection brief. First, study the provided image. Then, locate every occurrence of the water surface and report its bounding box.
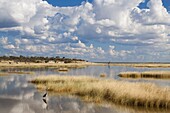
[0,65,170,113]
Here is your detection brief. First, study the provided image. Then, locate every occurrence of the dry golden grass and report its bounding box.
[0,62,92,68]
[0,70,34,76]
[132,64,170,68]
[0,73,9,76]
[100,73,107,77]
[94,63,170,68]
[119,71,170,79]
[7,71,34,75]
[57,68,69,72]
[108,63,170,68]
[1,62,170,68]
[31,75,170,108]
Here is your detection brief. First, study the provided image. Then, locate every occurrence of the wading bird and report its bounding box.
[43,92,47,98]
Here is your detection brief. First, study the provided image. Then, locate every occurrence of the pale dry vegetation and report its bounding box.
[107,63,170,68]
[0,73,9,76]
[0,70,34,76]
[31,75,170,108]
[7,71,34,75]
[57,68,69,72]
[118,71,170,79]
[0,62,91,68]
[100,73,107,77]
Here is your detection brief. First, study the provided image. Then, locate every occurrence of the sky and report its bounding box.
[0,0,170,62]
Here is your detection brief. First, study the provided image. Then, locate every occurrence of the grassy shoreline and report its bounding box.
[0,62,93,69]
[118,71,170,79]
[0,71,34,76]
[103,63,170,68]
[0,73,10,76]
[2,62,170,68]
[31,75,170,108]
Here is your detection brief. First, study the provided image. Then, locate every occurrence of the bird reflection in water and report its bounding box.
[42,92,48,110]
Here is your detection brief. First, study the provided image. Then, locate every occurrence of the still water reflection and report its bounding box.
[0,66,170,113]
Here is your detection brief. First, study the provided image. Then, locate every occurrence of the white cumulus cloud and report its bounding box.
[0,0,170,61]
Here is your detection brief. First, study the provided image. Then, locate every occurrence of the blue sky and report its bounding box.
[46,0,93,7]
[138,0,170,10]
[0,0,170,62]
[46,0,170,11]
[163,0,170,11]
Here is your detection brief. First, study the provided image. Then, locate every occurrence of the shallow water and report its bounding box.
[0,66,170,113]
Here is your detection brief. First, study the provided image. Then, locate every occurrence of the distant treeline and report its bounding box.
[0,55,86,63]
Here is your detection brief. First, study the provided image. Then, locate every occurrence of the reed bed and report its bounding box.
[118,71,170,79]
[0,73,9,76]
[31,75,170,108]
[0,70,34,76]
[7,71,34,75]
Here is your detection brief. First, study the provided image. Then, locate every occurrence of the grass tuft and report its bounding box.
[57,68,69,72]
[100,73,107,78]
